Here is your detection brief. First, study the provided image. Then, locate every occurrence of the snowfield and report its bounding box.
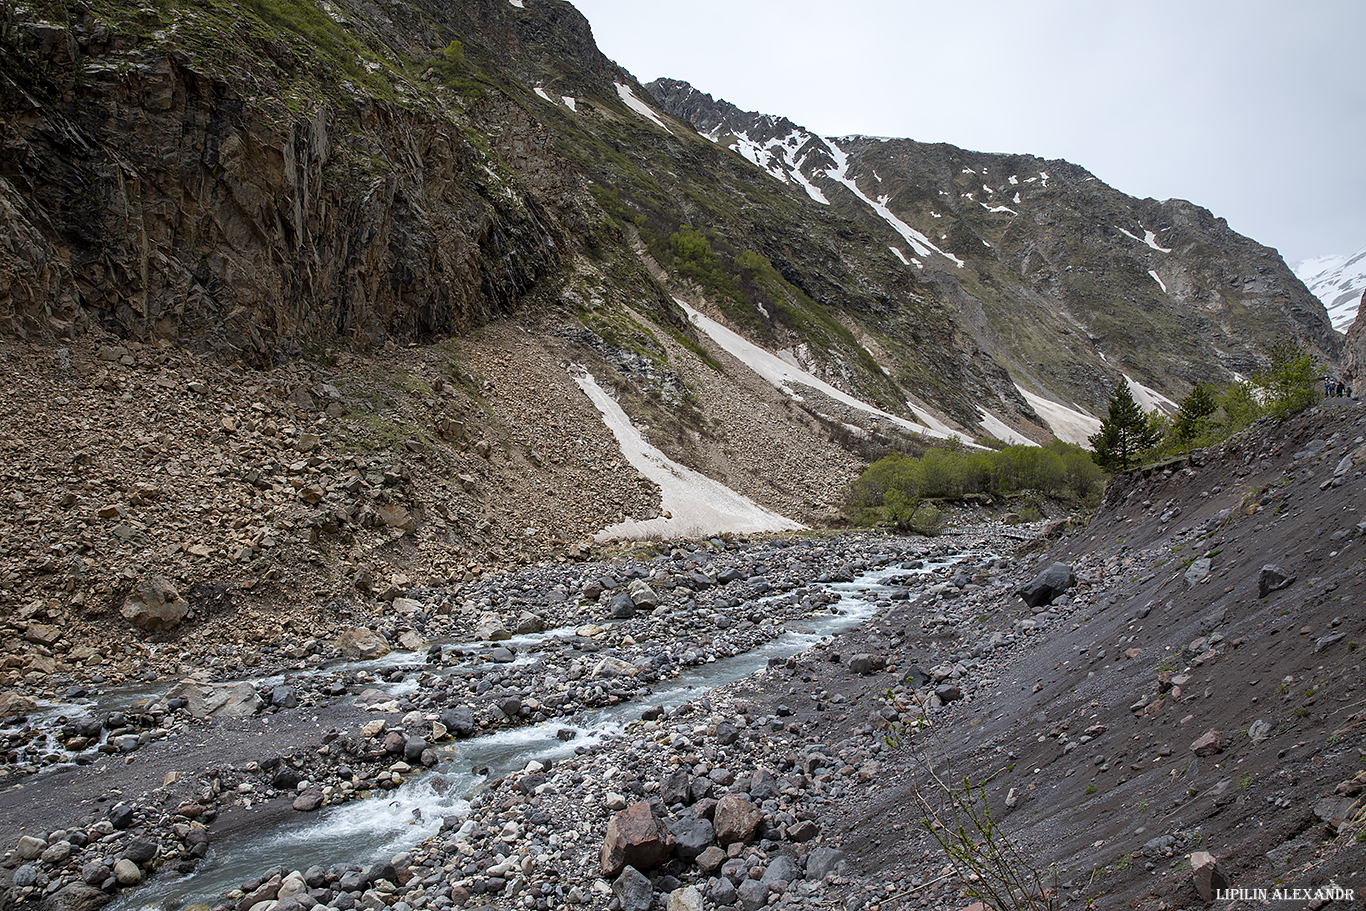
[1295,245,1366,333]
[1016,385,1101,446]
[678,300,968,442]
[571,368,802,540]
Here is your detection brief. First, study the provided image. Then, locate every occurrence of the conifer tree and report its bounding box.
[1089,380,1161,472]
[1172,382,1219,443]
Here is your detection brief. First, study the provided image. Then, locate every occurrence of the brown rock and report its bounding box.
[24,622,62,646]
[120,575,189,631]
[1190,730,1226,757]
[1189,851,1227,901]
[713,793,764,846]
[293,792,324,812]
[335,627,391,660]
[377,503,417,533]
[601,801,674,877]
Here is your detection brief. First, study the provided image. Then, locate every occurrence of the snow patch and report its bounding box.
[1016,385,1100,446]
[562,96,577,112]
[679,300,968,442]
[821,141,964,268]
[1143,230,1173,253]
[614,82,668,129]
[1116,226,1173,253]
[571,367,801,540]
[1148,269,1167,293]
[1124,374,1177,412]
[533,86,552,103]
[889,247,909,265]
[982,204,1017,215]
[507,0,523,7]
[976,409,1034,445]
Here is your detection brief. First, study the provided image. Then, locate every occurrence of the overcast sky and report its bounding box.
[569,0,1365,266]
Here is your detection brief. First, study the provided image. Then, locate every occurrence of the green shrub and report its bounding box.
[1257,341,1321,418]
[847,438,1105,525]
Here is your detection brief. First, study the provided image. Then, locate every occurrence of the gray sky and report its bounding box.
[569,0,1365,265]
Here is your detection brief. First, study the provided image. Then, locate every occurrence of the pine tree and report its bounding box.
[1172,382,1219,443]
[1089,380,1161,472]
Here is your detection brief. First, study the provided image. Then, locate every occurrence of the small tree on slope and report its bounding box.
[1089,380,1161,472]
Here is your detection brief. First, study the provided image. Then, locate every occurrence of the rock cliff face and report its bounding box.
[1,0,600,362]
[1340,289,1366,388]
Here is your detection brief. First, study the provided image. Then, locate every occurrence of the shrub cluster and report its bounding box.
[848,440,1105,530]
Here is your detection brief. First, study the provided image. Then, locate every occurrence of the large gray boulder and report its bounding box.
[1258,564,1296,598]
[1016,562,1076,608]
[166,681,263,718]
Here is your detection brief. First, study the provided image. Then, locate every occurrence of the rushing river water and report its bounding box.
[110,555,972,911]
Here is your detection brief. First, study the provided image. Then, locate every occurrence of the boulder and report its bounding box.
[1016,562,1075,608]
[474,613,511,641]
[670,815,714,862]
[713,794,763,846]
[612,867,654,911]
[439,706,476,737]
[609,592,636,619]
[1189,851,1227,901]
[848,653,885,675]
[376,503,417,533]
[0,692,38,718]
[113,858,142,885]
[627,580,659,609]
[1184,557,1211,587]
[666,885,704,911]
[335,627,391,660]
[592,656,639,678]
[601,801,674,877]
[737,878,768,911]
[120,575,189,631]
[42,882,113,911]
[166,681,263,719]
[1190,730,1226,757]
[1258,564,1295,598]
[805,846,845,880]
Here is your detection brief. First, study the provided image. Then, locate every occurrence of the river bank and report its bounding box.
[0,525,1023,911]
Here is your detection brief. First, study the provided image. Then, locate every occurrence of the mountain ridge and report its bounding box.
[645,76,1341,420]
[1296,244,1366,333]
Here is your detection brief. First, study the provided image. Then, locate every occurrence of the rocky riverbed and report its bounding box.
[0,524,1032,911]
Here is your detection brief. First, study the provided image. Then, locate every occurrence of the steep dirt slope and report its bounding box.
[734,402,1366,909]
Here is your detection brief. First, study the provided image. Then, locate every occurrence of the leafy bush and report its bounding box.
[847,439,1104,527]
[1257,341,1321,418]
